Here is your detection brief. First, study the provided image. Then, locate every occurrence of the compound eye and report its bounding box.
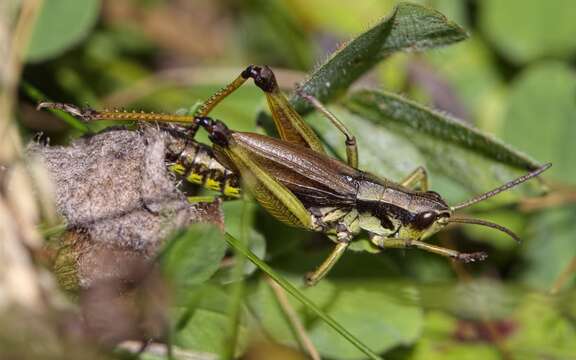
[414,211,437,229]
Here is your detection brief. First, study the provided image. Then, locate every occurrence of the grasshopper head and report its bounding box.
[399,163,552,243]
[396,191,453,241]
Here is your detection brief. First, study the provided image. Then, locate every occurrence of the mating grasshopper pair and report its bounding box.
[39,65,551,286]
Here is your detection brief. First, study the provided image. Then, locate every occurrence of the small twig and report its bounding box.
[265,275,321,360]
[549,256,576,295]
[520,190,576,212]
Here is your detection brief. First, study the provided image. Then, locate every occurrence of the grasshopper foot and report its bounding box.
[37,102,99,121]
[304,272,316,287]
[456,251,488,263]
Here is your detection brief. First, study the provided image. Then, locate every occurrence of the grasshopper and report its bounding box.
[39,65,551,286]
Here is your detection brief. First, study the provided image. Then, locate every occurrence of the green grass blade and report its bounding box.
[223,200,251,360]
[21,81,90,133]
[224,233,384,360]
[290,2,468,114]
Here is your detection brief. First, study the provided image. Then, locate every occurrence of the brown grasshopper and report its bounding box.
[39,65,551,286]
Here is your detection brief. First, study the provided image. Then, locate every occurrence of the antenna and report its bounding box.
[448,217,520,243]
[451,163,552,211]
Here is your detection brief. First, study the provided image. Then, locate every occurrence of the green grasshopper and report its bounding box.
[39,65,551,286]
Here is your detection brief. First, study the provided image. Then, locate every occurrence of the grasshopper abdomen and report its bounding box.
[165,136,241,198]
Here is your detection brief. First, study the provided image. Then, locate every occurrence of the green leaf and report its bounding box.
[501,62,576,184]
[507,294,576,358]
[308,107,426,181]
[26,0,100,62]
[160,224,227,291]
[416,279,517,319]
[345,89,540,171]
[290,2,468,114]
[286,0,401,36]
[410,311,499,360]
[343,89,545,198]
[427,0,468,27]
[424,38,506,132]
[480,0,576,64]
[251,279,422,360]
[174,285,249,357]
[237,0,312,70]
[412,289,576,359]
[521,207,576,291]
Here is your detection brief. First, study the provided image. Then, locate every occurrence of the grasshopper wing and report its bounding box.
[214,139,314,229]
[228,132,358,208]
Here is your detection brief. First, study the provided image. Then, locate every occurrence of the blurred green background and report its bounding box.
[12,0,576,359]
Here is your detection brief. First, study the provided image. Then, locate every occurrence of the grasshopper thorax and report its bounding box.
[356,181,452,242]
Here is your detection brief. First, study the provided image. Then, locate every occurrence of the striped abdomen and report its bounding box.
[166,138,241,198]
